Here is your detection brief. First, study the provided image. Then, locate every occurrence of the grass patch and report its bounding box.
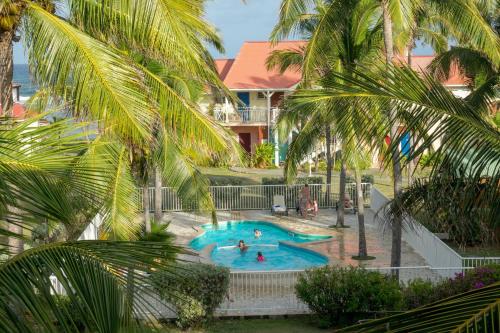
[160,317,329,333]
[443,241,500,257]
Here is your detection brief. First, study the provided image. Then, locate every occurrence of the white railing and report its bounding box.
[462,257,500,268]
[213,106,280,124]
[140,183,372,212]
[370,187,500,270]
[50,266,480,318]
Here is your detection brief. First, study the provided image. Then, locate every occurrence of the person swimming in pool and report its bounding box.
[238,240,248,252]
[257,251,265,262]
[254,229,262,238]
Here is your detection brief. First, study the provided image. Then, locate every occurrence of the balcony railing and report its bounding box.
[214,106,280,125]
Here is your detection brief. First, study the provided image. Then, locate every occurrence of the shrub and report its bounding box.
[433,265,500,300]
[208,175,244,186]
[296,266,402,327]
[402,265,500,309]
[52,296,86,331]
[262,176,324,185]
[252,143,274,168]
[151,263,230,328]
[401,279,435,309]
[345,175,374,184]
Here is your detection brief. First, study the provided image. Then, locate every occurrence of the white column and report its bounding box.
[264,91,278,166]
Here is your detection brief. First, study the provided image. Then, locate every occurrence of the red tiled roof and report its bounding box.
[397,55,470,86]
[221,41,306,90]
[214,59,235,81]
[214,42,469,89]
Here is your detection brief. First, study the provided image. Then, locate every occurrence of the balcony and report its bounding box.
[214,106,280,125]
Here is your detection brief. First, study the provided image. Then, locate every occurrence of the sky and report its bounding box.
[13,0,432,64]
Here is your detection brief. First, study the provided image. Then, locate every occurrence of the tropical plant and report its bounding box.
[289,63,500,252]
[1,0,240,235]
[151,263,230,328]
[0,116,184,332]
[252,143,275,168]
[273,0,500,272]
[271,0,384,258]
[339,281,500,332]
[296,266,402,327]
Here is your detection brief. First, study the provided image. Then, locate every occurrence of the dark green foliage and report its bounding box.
[208,175,244,186]
[345,175,374,184]
[295,266,402,327]
[262,176,324,185]
[151,263,230,328]
[401,279,435,309]
[402,265,500,309]
[252,143,274,168]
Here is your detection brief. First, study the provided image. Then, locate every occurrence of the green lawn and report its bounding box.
[161,317,329,333]
[200,166,426,199]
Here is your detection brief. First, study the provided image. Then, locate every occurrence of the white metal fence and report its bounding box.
[370,187,500,270]
[50,266,479,318]
[141,183,372,212]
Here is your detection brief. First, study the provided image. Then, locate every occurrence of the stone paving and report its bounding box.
[165,208,429,268]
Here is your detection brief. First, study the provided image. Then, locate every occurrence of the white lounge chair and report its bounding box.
[271,195,288,216]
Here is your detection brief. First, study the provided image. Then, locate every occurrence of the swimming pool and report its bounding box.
[189,221,330,270]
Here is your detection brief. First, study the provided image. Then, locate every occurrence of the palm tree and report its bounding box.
[273,0,499,272]
[273,0,384,258]
[0,116,188,332]
[1,0,239,234]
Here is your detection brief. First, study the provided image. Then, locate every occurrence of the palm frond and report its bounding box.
[23,4,155,143]
[0,240,182,332]
[338,282,500,332]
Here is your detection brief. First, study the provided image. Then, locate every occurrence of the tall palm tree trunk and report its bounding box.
[0,31,14,113]
[382,0,403,274]
[154,166,162,221]
[336,154,346,227]
[355,168,367,257]
[143,185,151,232]
[407,45,415,186]
[325,125,333,205]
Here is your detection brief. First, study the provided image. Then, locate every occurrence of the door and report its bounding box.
[238,133,252,153]
[237,92,250,107]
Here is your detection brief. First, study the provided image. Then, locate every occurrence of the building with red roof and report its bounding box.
[203,41,471,165]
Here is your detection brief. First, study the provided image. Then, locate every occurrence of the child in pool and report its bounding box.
[257,251,265,262]
[254,229,262,238]
[238,240,248,252]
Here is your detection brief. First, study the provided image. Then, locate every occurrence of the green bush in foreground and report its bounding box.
[151,263,230,328]
[296,266,402,327]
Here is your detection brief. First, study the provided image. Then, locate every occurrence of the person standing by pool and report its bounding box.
[299,184,311,217]
[257,252,265,262]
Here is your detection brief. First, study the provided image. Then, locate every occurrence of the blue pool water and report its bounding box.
[189,221,330,270]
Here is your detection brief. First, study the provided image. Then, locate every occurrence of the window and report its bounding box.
[257,92,266,99]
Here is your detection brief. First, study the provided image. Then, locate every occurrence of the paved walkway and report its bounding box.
[165,208,428,268]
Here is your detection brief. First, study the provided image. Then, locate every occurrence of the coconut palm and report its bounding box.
[272,0,385,258]
[273,0,499,272]
[0,115,187,332]
[1,0,239,234]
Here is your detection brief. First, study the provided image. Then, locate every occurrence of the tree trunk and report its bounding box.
[407,45,415,186]
[0,31,14,114]
[325,126,332,205]
[355,169,367,257]
[382,0,403,275]
[143,185,151,233]
[336,154,346,227]
[8,219,23,256]
[154,166,162,222]
[314,146,319,172]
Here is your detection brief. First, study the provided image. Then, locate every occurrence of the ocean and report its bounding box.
[13,64,38,100]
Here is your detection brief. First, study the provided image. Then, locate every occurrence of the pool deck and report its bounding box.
[165,208,429,268]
